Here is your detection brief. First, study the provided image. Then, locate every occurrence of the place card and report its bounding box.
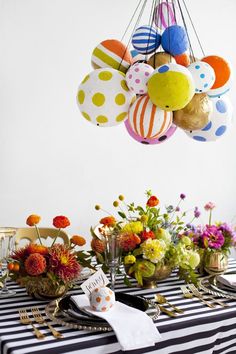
[81,268,109,296]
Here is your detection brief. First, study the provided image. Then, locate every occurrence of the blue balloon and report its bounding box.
[161,25,189,56]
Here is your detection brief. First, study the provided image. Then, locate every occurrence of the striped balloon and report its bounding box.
[91,39,132,74]
[154,2,176,29]
[131,25,161,55]
[128,95,173,139]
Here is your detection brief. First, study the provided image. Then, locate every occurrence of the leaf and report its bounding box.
[135,270,143,286]
[133,247,143,256]
[124,275,132,287]
[118,211,126,219]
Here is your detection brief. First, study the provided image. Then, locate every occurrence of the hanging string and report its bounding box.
[176,0,195,62]
[166,0,172,63]
[182,0,205,57]
[153,0,161,70]
[118,0,148,70]
[145,0,159,62]
[172,0,177,24]
[120,0,143,43]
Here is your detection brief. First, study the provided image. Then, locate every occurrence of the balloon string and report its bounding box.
[120,0,143,43]
[145,0,157,62]
[172,0,177,24]
[182,0,205,57]
[153,0,161,69]
[166,0,172,63]
[176,0,195,62]
[118,0,148,71]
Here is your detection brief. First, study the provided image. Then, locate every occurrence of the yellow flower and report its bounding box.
[124,255,136,265]
[119,195,125,201]
[95,205,101,210]
[122,221,143,234]
[140,215,148,223]
[141,239,166,263]
[113,201,119,207]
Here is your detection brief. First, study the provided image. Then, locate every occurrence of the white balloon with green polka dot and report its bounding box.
[77,68,136,127]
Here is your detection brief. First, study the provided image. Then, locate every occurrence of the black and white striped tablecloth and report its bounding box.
[1,259,236,354]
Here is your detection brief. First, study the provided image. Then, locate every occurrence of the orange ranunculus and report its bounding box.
[24,253,46,276]
[100,216,116,227]
[26,214,41,226]
[71,235,86,246]
[53,215,70,229]
[147,196,159,207]
[28,244,49,255]
[119,232,140,252]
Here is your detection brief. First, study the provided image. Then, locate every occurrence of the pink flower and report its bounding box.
[204,202,215,211]
[202,225,224,249]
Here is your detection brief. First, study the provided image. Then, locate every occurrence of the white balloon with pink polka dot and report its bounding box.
[125,62,154,95]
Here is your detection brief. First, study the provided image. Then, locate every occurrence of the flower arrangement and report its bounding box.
[90,191,201,286]
[8,215,86,298]
[184,203,236,273]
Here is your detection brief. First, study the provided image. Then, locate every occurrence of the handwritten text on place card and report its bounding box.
[81,268,109,296]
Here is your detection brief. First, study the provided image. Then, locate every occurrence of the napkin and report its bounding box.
[217,274,236,288]
[71,294,161,351]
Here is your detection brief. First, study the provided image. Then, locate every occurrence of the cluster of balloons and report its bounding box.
[77,4,233,144]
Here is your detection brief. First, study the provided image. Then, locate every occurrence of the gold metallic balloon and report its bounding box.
[147,52,176,69]
[173,93,213,131]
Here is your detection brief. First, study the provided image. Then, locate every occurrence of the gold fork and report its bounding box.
[189,284,228,308]
[181,285,215,308]
[19,309,45,339]
[31,307,63,339]
[188,284,216,308]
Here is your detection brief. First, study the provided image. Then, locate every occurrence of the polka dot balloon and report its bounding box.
[188,61,215,93]
[147,63,194,111]
[89,286,115,312]
[77,68,136,127]
[125,119,177,144]
[185,95,233,142]
[125,63,154,95]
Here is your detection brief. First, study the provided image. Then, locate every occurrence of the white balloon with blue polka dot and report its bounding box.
[185,95,233,142]
[188,61,215,93]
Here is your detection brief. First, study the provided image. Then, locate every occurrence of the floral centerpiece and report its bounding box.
[89,191,201,287]
[185,202,236,274]
[8,214,86,299]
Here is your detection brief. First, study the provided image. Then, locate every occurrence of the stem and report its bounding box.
[110,266,116,291]
[209,210,212,226]
[35,225,43,245]
[51,228,61,247]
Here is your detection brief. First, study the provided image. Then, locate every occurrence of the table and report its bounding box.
[1,259,236,354]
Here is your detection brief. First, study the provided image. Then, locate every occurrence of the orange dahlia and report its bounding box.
[25,253,47,276]
[48,244,80,282]
[91,238,105,253]
[53,216,70,229]
[26,214,41,226]
[119,233,140,252]
[100,216,116,227]
[71,235,86,246]
[147,196,159,207]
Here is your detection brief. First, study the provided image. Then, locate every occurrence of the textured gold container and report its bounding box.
[204,252,228,275]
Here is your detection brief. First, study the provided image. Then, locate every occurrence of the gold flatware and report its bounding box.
[188,284,228,308]
[19,309,45,339]
[188,284,216,308]
[181,285,215,308]
[155,293,184,314]
[158,304,178,317]
[31,307,63,339]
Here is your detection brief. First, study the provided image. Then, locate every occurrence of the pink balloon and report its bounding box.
[125,119,177,145]
[154,2,176,29]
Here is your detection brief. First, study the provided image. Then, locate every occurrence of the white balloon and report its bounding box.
[188,61,215,93]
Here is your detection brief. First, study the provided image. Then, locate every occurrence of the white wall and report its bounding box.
[0,0,236,246]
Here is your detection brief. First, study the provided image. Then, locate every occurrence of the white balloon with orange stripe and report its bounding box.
[128,95,173,139]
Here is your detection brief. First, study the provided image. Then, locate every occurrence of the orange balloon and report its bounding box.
[201,55,231,89]
[174,53,190,67]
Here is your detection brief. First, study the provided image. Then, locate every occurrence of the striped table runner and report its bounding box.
[1,259,236,354]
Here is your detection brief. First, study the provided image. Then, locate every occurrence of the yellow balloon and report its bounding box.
[173,94,213,130]
[147,52,176,69]
[147,63,194,111]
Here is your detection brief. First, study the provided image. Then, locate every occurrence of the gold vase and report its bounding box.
[18,277,68,300]
[204,251,228,275]
[125,263,172,289]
